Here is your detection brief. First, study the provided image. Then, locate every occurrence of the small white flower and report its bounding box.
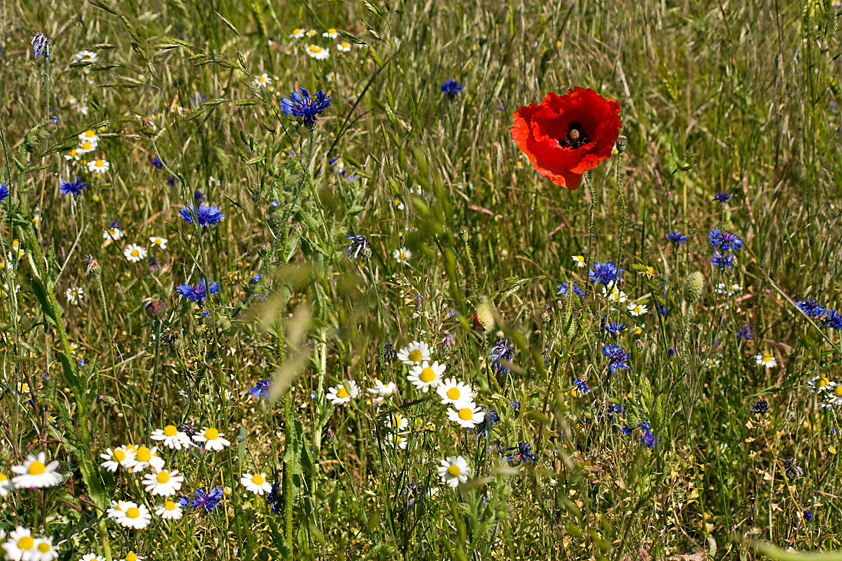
[31,537,58,561]
[326,381,360,405]
[2,527,36,561]
[112,501,151,529]
[396,341,430,365]
[0,474,13,497]
[65,287,85,304]
[150,425,192,450]
[155,500,183,520]
[385,412,409,431]
[103,228,123,241]
[289,28,305,39]
[192,428,231,451]
[129,445,165,472]
[142,469,183,496]
[366,379,397,398]
[64,148,81,161]
[323,28,339,38]
[386,433,408,450]
[87,158,110,174]
[81,554,105,561]
[627,303,648,316]
[572,255,586,268]
[99,446,136,472]
[436,378,475,407]
[807,376,833,394]
[240,473,272,495]
[77,139,97,154]
[124,244,147,263]
[394,199,405,210]
[149,236,168,250]
[756,352,777,368]
[602,286,628,304]
[437,456,470,487]
[828,384,842,405]
[407,361,446,392]
[705,357,720,369]
[120,551,143,561]
[75,51,98,63]
[252,73,271,88]
[446,403,485,429]
[306,45,330,60]
[326,72,336,82]
[306,30,317,37]
[11,452,62,489]
[393,247,411,264]
[336,41,351,52]
[78,129,99,144]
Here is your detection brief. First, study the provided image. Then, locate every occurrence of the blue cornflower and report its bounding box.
[192,93,207,105]
[490,340,515,374]
[823,309,842,330]
[31,33,50,59]
[246,378,271,399]
[180,203,224,226]
[573,379,590,396]
[711,252,736,270]
[707,229,744,253]
[188,486,224,511]
[345,235,370,259]
[251,273,262,283]
[440,79,463,98]
[151,156,166,169]
[602,321,627,336]
[796,299,826,318]
[176,279,221,303]
[640,429,657,448]
[620,426,633,436]
[59,176,87,196]
[665,230,687,244]
[0,183,9,202]
[473,409,499,440]
[504,442,538,463]
[589,261,623,285]
[557,282,585,297]
[602,344,631,372]
[713,192,733,204]
[657,304,672,318]
[265,481,282,513]
[194,189,206,203]
[804,510,813,522]
[737,325,754,341]
[280,87,331,127]
[511,400,521,416]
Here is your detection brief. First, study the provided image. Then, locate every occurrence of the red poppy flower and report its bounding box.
[511,87,621,190]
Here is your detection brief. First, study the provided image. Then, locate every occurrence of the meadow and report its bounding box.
[0,0,841,559]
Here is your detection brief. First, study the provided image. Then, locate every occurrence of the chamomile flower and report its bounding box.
[289,28,305,38]
[124,244,147,263]
[155,500,183,520]
[150,425,192,450]
[0,474,13,497]
[447,403,485,429]
[755,352,777,368]
[113,502,151,529]
[31,537,57,561]
[323,28,339,38]
[77,139,97,154]
[705,357,721,369]
[9,240,24,259]
[326,381,360,405]
[149,236,167,250]
[81,554,105,561]
[252,73,271,88]
[100,446,137,472]
[3,527,36,561]
[130,445,165,472]
[807,376,832,394]
[387,433,408,449]
[192,428,231,451]
[87,158,110,174]
[121,551,143,561]
[240,473,272,495]
[306,30,317,37]
[103,227,124,241]
[393,247,411,264]
[64,148,81,161]
[142,469,183,496]
[78,130,99,143]
[75,51,98,64]
[602,286,628,304]
[407,361,446,392]
[65,287,84,304]
[397,341,430,365]
[306,45,330,60]
[11,452,62,488]
[436,378,475,407]
[385,412,409,431]
[366,379,397,402]
[337,41,351,52]
[627,303,648,316]
[572,255,586,268]
[437,456,470,487]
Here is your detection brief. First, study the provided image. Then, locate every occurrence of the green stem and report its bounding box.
[583,174,596,297]
[146,320,162,440]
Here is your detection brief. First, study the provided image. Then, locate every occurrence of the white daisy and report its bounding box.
[336,41,351,52]
[154,499,183,520]
[385,412,409,431]
[11,452,62,488]
[75,51,98,63]
[87,158,110,174]
[396,341,430,366]
[827,384,842,405]
[68,96,77,105]
[387,433,408,450]
[326,380,360,405]
[306,30,317,37]
[572,255,586,268]
[10,240,24,259]
[0,473,13,497]
[64,148,81,161]
[192,428,231,451]
[31,537,57,561]
[306,45,330,60]
[627,303,648,316]
[78,129,99,144]
[393,247,411,264]
[123,244,147,263]
[113,502,151,529]
[289,28,305,38]
[99,446,137,472]
[107,500,125,520]
[65,287,84,304]
[252,74,271,88]
[103,227,124,241]
[77,139,97,154]
[142,469,183,496]
[394,199,405,210]
[437,456,470,488]
[2,527,36,561]
[323,28,339,38]
[150,425,192,450]
[806,376,832,394]
[705,357,720,369]
[601,286,628,304]
[81,554,105,561]
[436,378,475,407]
[121,551,143,561]
[148,236,168,250]
[240,473,272,495]
[755,352,777,368]
[407,361,446,392]
[446,403,485,429]
[129,445,165,472]
[366,379,397,399]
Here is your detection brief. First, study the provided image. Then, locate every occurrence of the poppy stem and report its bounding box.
[614,152,627,278]
[583,173,596,296]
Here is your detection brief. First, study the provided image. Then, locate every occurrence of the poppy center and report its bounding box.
[560,121,590,149]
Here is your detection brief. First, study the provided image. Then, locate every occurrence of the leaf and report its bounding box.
[31,278,58,327]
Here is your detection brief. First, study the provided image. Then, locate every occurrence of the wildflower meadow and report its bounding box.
[1,0,842,559]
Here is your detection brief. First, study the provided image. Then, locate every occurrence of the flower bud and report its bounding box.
[475,298,496,334]
[616,135,628,154]
[683,271,705,304]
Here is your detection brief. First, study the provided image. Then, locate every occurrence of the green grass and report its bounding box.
[0,0,841,559]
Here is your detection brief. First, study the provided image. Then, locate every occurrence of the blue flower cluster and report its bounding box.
[557,281,585,298]
[59,177,87,196]
[795,299,842,329]
[589,261,623,286]
[602,344,630,372]
[665,230,687,244]
[184,486,224,511]
[490,340,515,374]
[503,442,538,463]
[708,228,744,270]
[280,87,331,126]
[440,80,463,98]
[246,378,271,399]
[177,279,221,303]
[0,183,9,202]
[180,203,224,226]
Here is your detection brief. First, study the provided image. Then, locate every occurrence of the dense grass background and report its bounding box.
[1,0,841,559]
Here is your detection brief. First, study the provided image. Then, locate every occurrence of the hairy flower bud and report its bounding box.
[475,298,496,334]
[683,271,705,304]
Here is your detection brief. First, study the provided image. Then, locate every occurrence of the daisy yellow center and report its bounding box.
[28,461,46,475]
[17,537,34,551]
[126,553,138,561]
[818,378,829,388]
[458,408,473,421]
[762,353,771,362]
[258,76,266,82]
[85,130,95,137]
[341,42,349,48]
[164,425,178,436]
[131,249,139,257]
[328,28,337,33]
[70,150,78,156]
[164,500,176,510]
[447,465,460,477]
[392,415,403,426]
[37,543,51,553]
[204,428,219,440]
[420,367,436,383]
[835,386,842,397]
[408,349,423,361]
[575,256,584,263]
[95,159,104,166]
[309,46,323,53]
[293,28,302,34]
[634,307,641,313]
[446,388,461,400]
[336,387,349,399]
[0,474,6,481]
[126,507,140,519]
[113,449,126,462]
[136,446,151,462]
[251,474,264,485]
[156,471,170,484]
[83,141,93,150]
